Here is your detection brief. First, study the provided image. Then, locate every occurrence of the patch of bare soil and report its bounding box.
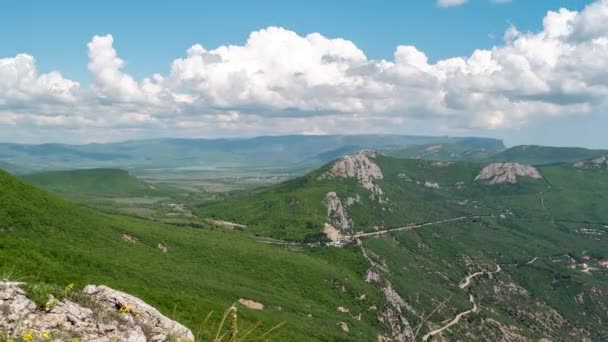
[121,233,138,243]
[238,298,264,310]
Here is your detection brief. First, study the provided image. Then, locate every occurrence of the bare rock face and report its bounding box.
[344,194,361,207]
[83,285,194,341]
[475,163,542,184]
[573,156,608,169]
[325,150,385,201]
[0,282,193,342]
[323,223,344,244]
[324,192,353,234]
[358,242,414,342]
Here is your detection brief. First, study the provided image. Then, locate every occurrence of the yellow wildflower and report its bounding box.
[45,299,59,310]
[119,305,132,314]
[23,332,34,342]
[43,331,51,339]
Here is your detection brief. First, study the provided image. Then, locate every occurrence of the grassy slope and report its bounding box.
[22,168,161,198]
[541,165,608,223]
[197,155,608,340]
[0,170,386,341]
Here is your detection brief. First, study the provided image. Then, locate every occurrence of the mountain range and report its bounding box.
[2,138,608,340]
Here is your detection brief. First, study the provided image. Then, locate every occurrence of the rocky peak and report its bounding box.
[0,282,194,342]
[324,150,385,200]
[573,156,608,169]
[475,163,542,184]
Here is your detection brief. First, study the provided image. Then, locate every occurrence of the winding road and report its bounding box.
[422,264,502,342]
[422,294,478,342]
[527,257,539,265]
[257,215,486,247]
[353,216,482,238]
[459,264,502,289]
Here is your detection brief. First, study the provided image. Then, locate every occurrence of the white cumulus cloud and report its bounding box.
[0,54,79,107]
[2,0,608,142]
[437,0,469,8]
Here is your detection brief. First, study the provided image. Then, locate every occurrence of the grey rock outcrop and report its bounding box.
[323,150,385,201]
[84,285,194,341]
[324,192,353,234]
[573,156,608,169]
[344,194,361,207]
[358,242,414,342]
[323,192,354,245]
[475,163,542,184]
[424,181,440,189]
[0,282,194,342]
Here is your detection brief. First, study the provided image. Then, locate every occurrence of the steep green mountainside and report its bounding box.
[22,168,161,199]
[197,152,608,340]
[0,170,389,341]
[488,145,608,165]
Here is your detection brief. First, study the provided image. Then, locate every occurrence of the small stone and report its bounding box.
[83,284,99,295]
[238,298,264,310]
[98,324,117,332]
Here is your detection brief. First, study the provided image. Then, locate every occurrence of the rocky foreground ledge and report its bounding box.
[0,282,193,342]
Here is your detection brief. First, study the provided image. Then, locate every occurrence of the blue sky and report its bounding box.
[0,0,606,147]
[1,0,592,81]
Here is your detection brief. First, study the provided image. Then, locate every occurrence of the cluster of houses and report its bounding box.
[565,254,608,274]
[579,254,608,271]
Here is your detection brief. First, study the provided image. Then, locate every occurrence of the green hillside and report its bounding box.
[4,149,608,340]
[196,152,608,340]
[488,145,608,165]
[0,170,387,341]
[196,156,545,240]
[22,168,160,198]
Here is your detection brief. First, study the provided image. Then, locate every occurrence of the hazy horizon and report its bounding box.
[1,132,607,151]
